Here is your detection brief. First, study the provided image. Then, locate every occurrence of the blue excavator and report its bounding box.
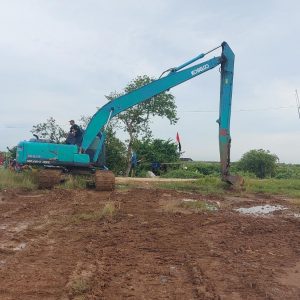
[16,41,243,190]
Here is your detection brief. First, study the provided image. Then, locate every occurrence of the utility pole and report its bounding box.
[296,90,300,119]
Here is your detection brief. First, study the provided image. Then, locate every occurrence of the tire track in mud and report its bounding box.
[0,189,299,299]
[88,189,220,299]
[0,190,97,299]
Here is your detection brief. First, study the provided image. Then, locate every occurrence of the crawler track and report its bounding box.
[37,169,62,189]
[95,170,115,191]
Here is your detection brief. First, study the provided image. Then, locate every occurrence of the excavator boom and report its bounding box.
[81,56,222,151]
[82,42,241,185]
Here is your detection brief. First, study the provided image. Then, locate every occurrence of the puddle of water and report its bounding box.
[235,205,287,215]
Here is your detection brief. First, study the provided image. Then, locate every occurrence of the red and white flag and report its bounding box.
[176,132,182,152]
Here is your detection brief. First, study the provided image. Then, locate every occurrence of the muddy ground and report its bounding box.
[0,186,299,299]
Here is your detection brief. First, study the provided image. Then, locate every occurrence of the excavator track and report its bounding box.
[37,169,62,189]
[95,170,115,191]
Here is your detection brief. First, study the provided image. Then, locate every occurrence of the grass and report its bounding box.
[70,277,90,296]
[1,167,300,199]
[155,177,227,196]
[153,175,300,199]
[101,201,118,216]
[58,175,88,189]
[70,202,117,223]
[0,168,89,190]
[0,168,37,190]
[179,199,217,211]
[244,178,300,198]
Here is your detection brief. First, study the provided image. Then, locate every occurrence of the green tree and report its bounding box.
[133,138,179,175]
[107,75,178,176]
[105,126,127,175]
[237,149,279,178]
[31,117,67,143]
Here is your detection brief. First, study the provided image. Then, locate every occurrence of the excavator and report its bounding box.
[16,41,243,190]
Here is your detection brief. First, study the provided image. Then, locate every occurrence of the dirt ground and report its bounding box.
[0,185,299,299]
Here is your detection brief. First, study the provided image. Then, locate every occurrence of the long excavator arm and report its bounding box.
[81,55,222,150]
[82,42,241,185]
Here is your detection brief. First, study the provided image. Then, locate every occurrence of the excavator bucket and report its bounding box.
[223,174,244,189]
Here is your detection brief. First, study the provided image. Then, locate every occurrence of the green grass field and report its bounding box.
[0,168,36,190]
[1,168,300,198]
[155,177,300,198]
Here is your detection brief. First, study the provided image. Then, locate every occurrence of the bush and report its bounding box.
[236,149,278,179]
[193,162,220,176]
[275,164,300,179]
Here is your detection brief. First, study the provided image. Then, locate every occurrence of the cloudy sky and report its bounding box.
[1,0,299,162]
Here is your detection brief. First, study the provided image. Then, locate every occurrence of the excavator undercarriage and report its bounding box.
[36,169,115,191]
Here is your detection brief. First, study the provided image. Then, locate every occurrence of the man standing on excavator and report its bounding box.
[66,120,83,146]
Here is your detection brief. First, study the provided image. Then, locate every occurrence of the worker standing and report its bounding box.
[66,120,83,147]
[130,151,138,177]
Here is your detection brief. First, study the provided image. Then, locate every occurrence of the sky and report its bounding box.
[1,0,299,163]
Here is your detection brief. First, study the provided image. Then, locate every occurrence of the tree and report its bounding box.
[236,149,279,178]
[107,75,178,175]
[105,126,127,175]
[78,115,92,130]
[133,138,179,164]
[132,138,179,175]
[31,117,67,143]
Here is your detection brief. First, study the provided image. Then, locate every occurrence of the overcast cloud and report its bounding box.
[1,0,299,162]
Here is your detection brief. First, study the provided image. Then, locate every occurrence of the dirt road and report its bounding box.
[0,187,299,299]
